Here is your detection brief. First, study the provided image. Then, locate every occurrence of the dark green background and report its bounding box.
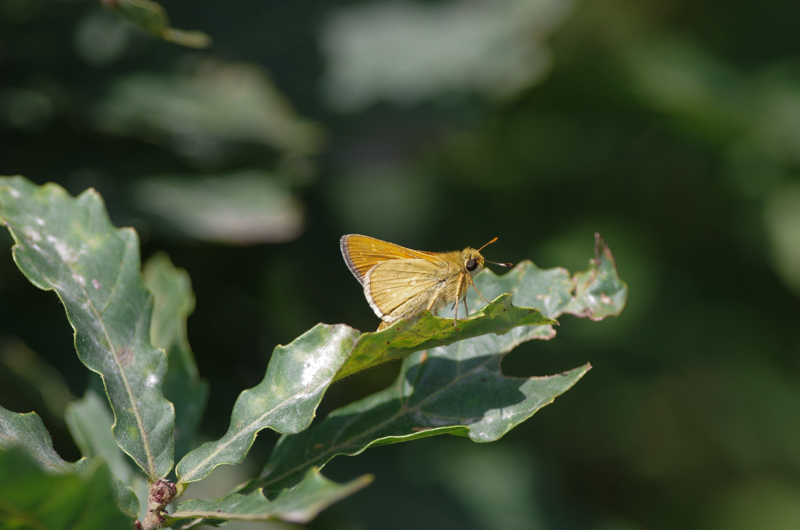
[2,1,800,529]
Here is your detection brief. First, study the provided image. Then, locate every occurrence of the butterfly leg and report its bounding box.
[470,275,490,305]
[453,274,468,326]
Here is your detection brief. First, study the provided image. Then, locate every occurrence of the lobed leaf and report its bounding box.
[336,234,627,380]
[335,294,555,380]
[0,406,85,475]
[175,324,360,487]
[0,447,133,529]
[143,252,209,463]
[257,340,589,493]
[482,233,629,321]
[170,468,371,526]
[252,233,627,492]
[0,176,175,479]
[65,391,142,518]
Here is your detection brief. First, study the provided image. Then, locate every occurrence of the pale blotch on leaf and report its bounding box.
[116,346,134,366]
[23,227,42,242]
[46,234,79,263]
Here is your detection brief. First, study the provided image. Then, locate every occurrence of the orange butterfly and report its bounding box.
[341,234,511,330]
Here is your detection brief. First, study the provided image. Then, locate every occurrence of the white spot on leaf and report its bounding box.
[24,227,41,242]
[46,235,78,263]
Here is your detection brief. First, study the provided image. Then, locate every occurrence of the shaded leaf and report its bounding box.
[0,447,134,529]
[65,391,141,518]
[106,0,212,48]
[0,176,174,479]
[175,324,360,487]
[0,406,84,474]
[65,391,131,482]
[170,468,371,526]
[143,253,209,462]
[0,338,75,425]
[93,63,323,161]
[258,347,589,493]
[320,0,572,110]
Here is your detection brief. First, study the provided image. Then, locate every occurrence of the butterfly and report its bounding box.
[340,234,511,330]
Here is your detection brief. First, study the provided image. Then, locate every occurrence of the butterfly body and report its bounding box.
[340,234,510,330]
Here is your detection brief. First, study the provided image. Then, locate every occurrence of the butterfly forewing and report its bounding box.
[340,234,439,284]
[364,259,445,322]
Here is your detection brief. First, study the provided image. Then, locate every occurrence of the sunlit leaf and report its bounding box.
[252,234,626,492]
[338,233,627,379]
[175,324,360,488]
[336,294,555,380]
[170,468,371,526]
[0,176,174,480]
[257,348,588,493]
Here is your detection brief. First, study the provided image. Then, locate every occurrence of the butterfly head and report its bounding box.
[462,248,486,277]
[468,237,513,276]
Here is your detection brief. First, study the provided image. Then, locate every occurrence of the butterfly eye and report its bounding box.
[465,258,477,271]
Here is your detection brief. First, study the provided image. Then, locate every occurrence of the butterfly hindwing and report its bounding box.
[364,259,451,322]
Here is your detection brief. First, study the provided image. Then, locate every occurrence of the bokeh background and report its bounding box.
[2,0,800,528]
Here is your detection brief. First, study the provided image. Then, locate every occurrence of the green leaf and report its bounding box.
[252,234,626,492]
[170,468,372,526]
[0,447,134,529]
[336,233,627,380]
[65,391,142,518]
[65,391,132,482]
[0,176,175,480]
[258,347,589,493]
[175,324,361,487]
[93,64,323,158]
[466,233,628,322]
[108,0,212,48]
[0,406,84,474]
[143,253,209,462]
[335,294,555,380]
[132,172,303,245]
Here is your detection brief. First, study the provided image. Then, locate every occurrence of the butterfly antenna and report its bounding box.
[477,237,513,268]
[477,237,499,252]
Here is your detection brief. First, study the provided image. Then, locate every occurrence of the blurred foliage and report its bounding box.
[103,0,212,49]
[1,0,800,529]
